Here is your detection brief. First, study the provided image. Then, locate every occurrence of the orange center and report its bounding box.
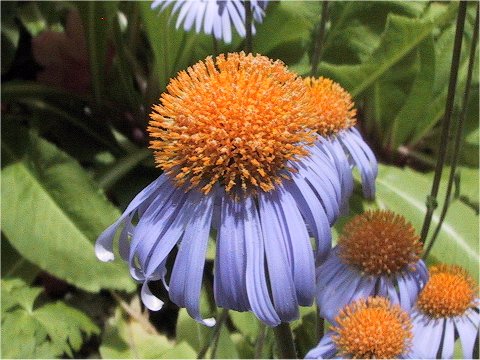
[148,53,317,194]
[305,77,356,136]
[338,210,422,275]
[417,264,478,318]
[332,297,412,359]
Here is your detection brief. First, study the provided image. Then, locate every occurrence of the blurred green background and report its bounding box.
[1,1,478,358]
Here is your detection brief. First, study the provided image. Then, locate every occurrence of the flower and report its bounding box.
[96,53,344,326]
[306,297,413,359]
[305,77,377,202]
[410,264,479,359]
[151,0,268,43]
[316,210,428,323]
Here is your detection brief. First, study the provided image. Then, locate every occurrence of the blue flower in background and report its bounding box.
[306,297,413,359]
[410,264,479,359]
[305,77,377,206]
[151,0,268,43]
[316,210,428,323]
[96,53,343,326]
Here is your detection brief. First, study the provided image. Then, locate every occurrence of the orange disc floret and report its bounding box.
[305,77,356,136]
[417,264,478,318]
[338,210,422,275]
[148,52,318,194]
[332,297,412,359]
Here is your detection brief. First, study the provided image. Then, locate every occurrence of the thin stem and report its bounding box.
[311,1,329,76]
[423,3,479,259]
[110,291,158,334]
[419,1,467,244]
[254,323,267,359]
[244,0,253,53]
[273,322,297,359]
[197,309,229,359]
[212,36,219,57]
[316,305,325,342]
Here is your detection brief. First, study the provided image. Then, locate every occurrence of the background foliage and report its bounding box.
[1,1,478,358]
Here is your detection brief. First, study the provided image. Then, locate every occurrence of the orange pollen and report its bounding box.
[332,297,412,359]
[148,52,317,194]
[338,210,422,275]
[304,77,356,136]
[416,264,478,318]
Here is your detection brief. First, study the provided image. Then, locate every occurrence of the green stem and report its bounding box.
[311,1,329,77]
[254,323,267,359]
[197,309,229,359]
[273,323,297,359]
[423,3,479,259]
[96,148,151,190]
[244,1,253,53]
[419,1,467,244]
[316,304,325,342]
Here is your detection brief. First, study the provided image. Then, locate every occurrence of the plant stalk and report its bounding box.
[311,1,329,76]
[273,322,297,359]
[254,323,267,358]
[419,1,467,244]
[424,2,479,258]
[316,305,325,342]
[244,1,253,53]
[197,309,229,359]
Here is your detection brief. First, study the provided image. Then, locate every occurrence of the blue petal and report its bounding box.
[277,187,315,306]
[305,332,337,359]
[286,174,331,264]
[203,1,217,34]
[243,196,280,326]
[258,192,299,322]
[141,281,164,311]
[169,192,215,326]
[226,0,245,37]
[378,276,400,305]
[95,175,167,262]
[214,194,250,311]
[455,315,479,359]
[442,318,455,359]
[176,1,194,30]
[412,314,443,359]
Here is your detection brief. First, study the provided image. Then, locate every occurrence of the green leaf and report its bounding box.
[1,236,39,284]
[16,2,48,36]
[100,304,178,359]
[375,165,479,281]
[318,4,457,97]
[1,278,99,358]
[1,2,19,75]
[1,131,135,292]
[230,311,259,342]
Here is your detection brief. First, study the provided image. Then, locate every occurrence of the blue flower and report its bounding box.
[306,297,413,359]
[96,53,343,326]
[151,0,268,43]
[316,210,428,323]
[410,264,479,359]
[305,77,377,205]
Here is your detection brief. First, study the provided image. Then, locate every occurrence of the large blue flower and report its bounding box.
[410,264,479,359]
[151,0,268,43]
[316,210,428,323]
[96,53,343,326]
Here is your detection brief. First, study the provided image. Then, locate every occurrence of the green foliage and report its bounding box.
[1,131,135,292]
[1,278,99,358]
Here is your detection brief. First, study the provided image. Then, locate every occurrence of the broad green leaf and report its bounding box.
[16,2,47,36]
[318,4,457,97]
[375,165,479,281]
[230,310,259,342]
[1,278,99,358]
[1,132,135,292]
[1,236,40,284]
[100,305,176,359]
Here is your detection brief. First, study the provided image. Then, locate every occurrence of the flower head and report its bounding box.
[152,0,268,43]
[306,77,377,200]
[306,297,413,359]
[411,264,479,359]
[96,53,344,327]
[316,210,428,323]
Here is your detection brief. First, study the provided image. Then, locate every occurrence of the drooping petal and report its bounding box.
[258,192,299,322]
[141,281,164,311]
[95,175,168,262]
[455,315,479,359]
[214,194,250,311]
[243,196,280,326]
[305,332,337,359]
[169,192,215,326]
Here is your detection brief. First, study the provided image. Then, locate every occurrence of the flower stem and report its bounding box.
[273,322,297,359]
[244,1,253,53]
[254,323,267,358]
[311,1,329,77]
[197,309,229,359]
[419,1,467,244]
[316,305,325,341]
[424,2,479,259]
